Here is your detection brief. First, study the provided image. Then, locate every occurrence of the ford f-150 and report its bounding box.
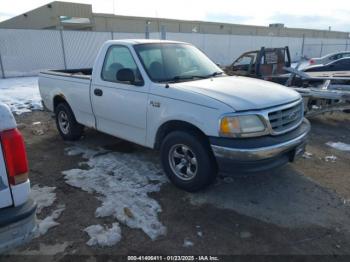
[39,39,310,192]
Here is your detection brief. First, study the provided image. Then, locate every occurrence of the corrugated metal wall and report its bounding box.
[0,29,349,78]
[167,33,311,64]
[62,31,111,69]
[303,38,349,59]
[113,32,145,40]
[0,29,65,77]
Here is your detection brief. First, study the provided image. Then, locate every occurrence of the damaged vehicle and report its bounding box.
[226,47,350,116]
[39,40,310,192]
[306,51,350,67]
[225,46,292,81]
[304,57,350,72]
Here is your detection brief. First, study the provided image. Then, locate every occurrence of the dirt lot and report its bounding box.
[2,111,350,260]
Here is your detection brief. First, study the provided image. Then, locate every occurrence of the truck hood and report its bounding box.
[173,76,301,111]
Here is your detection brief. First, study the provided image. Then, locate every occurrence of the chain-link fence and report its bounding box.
[0,28,349,78]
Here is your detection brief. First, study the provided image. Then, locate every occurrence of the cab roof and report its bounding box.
[104,39,188,45]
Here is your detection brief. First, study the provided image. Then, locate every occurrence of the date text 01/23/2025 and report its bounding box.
[127,255,220,261]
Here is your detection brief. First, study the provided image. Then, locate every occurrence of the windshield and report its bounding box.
[133,43,223,82]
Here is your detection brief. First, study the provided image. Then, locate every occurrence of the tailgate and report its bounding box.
[0,143,13,208]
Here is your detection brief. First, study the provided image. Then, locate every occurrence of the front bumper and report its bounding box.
[210,118,311,173]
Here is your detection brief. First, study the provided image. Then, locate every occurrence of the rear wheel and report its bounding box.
[160,131,217,192]
[55,103,84,141]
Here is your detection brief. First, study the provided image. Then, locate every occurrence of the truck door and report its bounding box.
[0,143,13,208]
[231,52,257,76]
[90,45,149,146]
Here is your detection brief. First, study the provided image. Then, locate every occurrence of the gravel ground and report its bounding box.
[1,111,350,260]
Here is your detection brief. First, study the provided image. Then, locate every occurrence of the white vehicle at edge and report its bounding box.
[0,102,36,253]
[39,39,311,192]
[306,51,350,68]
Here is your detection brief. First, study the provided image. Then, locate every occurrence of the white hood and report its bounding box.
[173,76,301,111]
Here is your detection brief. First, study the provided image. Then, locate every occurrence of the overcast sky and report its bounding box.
[0,0,349,32]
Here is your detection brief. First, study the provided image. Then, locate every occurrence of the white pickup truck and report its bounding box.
[0,103,36,252]
[39,39,310,192]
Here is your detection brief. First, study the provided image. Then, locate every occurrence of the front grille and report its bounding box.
[268,101,303,134]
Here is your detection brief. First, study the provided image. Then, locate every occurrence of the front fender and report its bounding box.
[146,96,223,148]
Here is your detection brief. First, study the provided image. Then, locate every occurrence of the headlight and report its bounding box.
[219,115,266,137]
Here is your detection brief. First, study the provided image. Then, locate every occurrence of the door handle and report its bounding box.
[94,88,103,96]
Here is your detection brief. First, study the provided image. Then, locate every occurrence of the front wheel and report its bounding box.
[55,103,84,141]
[160,131,217,192]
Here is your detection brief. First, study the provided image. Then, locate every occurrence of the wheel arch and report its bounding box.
[154,120,209,150]
[53,94,68,111]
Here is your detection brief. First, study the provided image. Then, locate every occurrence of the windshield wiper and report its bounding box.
[165,75,208,83]
[207,71,224,77]
[164,72,224,83]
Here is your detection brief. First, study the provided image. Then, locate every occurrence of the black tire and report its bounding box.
[55,103,84,141]
[160,131,217,192]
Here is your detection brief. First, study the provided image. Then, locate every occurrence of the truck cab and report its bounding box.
[227,47,291,79]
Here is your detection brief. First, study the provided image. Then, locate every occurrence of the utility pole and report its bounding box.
[300,34,305,57]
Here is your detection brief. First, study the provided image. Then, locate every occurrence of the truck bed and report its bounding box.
[40,68,92,80]
[39,68,94,127]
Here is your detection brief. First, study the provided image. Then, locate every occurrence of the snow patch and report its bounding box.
[64,146,107,159]
[30,185,65,237]
[84,223,122,247]
[30,185,56,213]
[196,225,203,237]
[0,103,17,131]
[183,239,194,248]
[326,142,350,152]
[343,199,350,206]
[63,145,167,241]
[34,205,65,237]
[0,77,42,114]
[239,231,252,239]
[325,155,337,162]
[222,176,234,184]
[302,152,313,159]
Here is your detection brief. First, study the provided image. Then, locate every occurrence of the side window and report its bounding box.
[235,55,254,66]
[329,55,337,61]
[101,45,143,85]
